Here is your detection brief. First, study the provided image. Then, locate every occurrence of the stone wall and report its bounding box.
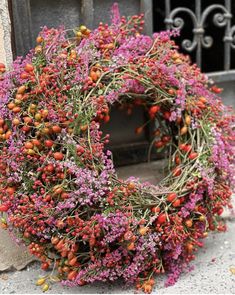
[0,0,12,67]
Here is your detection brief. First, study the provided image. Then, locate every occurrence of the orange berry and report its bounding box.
[12,106,21,113]
[7,102,15,110]
[180,126,188,135]
[199,96,207,103]
[36,36,44,43]
[142,283,152,293]
[80,125,88,132]
[53,152,64,161]
[186,242,194,252]
[51,125,62,133]
[128,182,135,190]
[139,227,148,235]
[67,270,78,281]
[5,130,12,140]
[185,115,191,125]
[90,71,98,82]
[25,141,34,149]
[35,45,42,54]
[127,242,135,251]
[25,63,34,73]
[17,85,26,94]
[12,118,20,126]
[135,126,144,134]
[185,219,193,228]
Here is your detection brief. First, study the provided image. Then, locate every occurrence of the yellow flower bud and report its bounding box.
[36,278,46,286]
[42,283,49,292]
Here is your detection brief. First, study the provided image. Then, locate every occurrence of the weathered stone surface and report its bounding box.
[117,159,167,184]
[0,0,12,66]
[0,228,35,271]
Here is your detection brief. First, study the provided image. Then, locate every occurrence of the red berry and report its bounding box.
[41,262,49,270]
[217,207,224,215]
[172,199,181,207]
[172,167,182,177]
[188,152,198,160]
[211,85,222,94]
[163,111,171,120]
[44,140,54,148]
[157,213,167,224]
[155,140,164,148]
[151,206,160,213]
[149,105,160,115]
[184,145,192,153]
[162,135,171,143]
[175,155,181,165]
[53,152,64,160]
[0,204,8,212]
[167,193,177,202]
[179,143,186,150]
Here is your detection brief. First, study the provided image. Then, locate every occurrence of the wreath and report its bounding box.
[0,5,234,293]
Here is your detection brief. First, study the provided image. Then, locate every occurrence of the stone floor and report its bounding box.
[0,161,235,294]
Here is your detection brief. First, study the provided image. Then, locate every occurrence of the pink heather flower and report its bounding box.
[111,2,121,25]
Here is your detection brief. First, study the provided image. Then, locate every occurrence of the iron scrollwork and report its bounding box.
[229,25,235,49]
[164,0,235,70]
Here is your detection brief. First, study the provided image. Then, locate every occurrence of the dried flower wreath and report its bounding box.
[0,4,234,293]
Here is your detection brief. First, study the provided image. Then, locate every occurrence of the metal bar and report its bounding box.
[224,0,232,70]
[195,0,202,68]
[140,0,153,35]
[164,0,172,29]
[195,0,201,22]
[81,0,94,28]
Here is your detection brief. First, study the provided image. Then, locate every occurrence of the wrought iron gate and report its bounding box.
[164,0,234,70]
[151,0,235,108]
